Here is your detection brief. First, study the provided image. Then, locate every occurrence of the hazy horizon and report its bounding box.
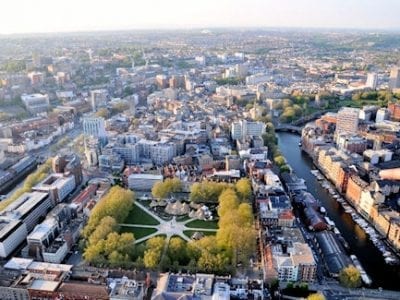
[1,0,400,35]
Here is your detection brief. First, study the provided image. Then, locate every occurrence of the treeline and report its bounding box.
[82,186,135,267]
[151,178,182,199]
[189,178,252,203]
[0,158,52,211]
[262,122,290,173]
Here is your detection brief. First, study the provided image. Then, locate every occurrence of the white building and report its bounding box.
[27,218,58,250]
[376,108,389,123]
[0,218,28,257]
[246,73,269,85]
[33,174,76,204]
[114,143,140,165]
[366,73,378,89]
[128,174,163,191]
[212,282,230,300]
[231,120,266,140]
[83,117,106,138]
[2,192,51,232]
[42,238,68,264]
[150,142,176,165]
[21,93,50,114]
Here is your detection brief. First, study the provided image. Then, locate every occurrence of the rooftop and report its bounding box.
[30,279,60,291]
[4,191,49,219]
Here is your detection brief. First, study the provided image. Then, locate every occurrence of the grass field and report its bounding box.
[185,219,218,229]
[120,226,157,240]
[124,203,160,225]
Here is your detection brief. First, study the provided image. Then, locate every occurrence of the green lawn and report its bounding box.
[125,203,160,225]
[185,219,218,229]
[183,230,216,239]
[120,226,157,240]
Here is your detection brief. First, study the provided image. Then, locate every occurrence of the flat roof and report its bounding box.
[5,191,48,218]
[4,257,34,270]
[0,218,24,241]
[29,279,59,291]
[28,218,57,241]
[28,261,73,273]
[128,174,163,180]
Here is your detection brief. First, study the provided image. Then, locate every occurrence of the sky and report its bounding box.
[1,0,400,34]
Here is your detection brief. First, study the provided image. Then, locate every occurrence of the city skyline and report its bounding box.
[1,0,400,34]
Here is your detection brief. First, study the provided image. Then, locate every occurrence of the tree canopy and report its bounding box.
[83,186,134,238]
[82,186,135,267]
[143,236,166,268]
[189,181,232,203]
[339,265,362,288]
[152,178,182,200]
[235,178,252,201]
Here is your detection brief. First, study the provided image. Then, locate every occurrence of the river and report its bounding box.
[277,132,400,290]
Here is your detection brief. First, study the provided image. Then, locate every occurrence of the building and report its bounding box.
[156,74,168,89]
[345,175,368,207]
[33,174,76,204]
[108,277,144,300]
[314,231,351,277]
[376,108,389,123]
[389,67,400,90]
[231,120,266,140]
[150,142,176,165]
[27,218,58,258]
[388,103,400,122]
[0,219,28,258]
[83,117,107,138]
[273,242,317,282]
[52,154,83,186]
[21,94,50,114]
[28,72,44,85]
[90,89,108,112]
[366,73,378,89]
[128,174,163,191]
[336,107,360,135]
[336,135,367,154]
[3,192,52,232]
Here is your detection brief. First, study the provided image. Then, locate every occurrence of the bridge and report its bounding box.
[275,124,303,134]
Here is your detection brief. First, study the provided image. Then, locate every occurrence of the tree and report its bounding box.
[111,102,130,115]
[88,216,118,245]
[84,186,134,238]
[83,240,105,264]
[95,108,109,118]
[339,265,361,288]
[152,178,182,200]
[143,236,166,269]
[188,236,231,274]
[217,189,239,217]
[280,165,291,174]
[168,237,188,265]
[307,293,326,300]
[235,178,252,201]
[144,249,162,269]
[104,232,135,258]
[274,155,286,167]
[190,181,231,203]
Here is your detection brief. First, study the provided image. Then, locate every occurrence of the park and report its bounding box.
[80,178,255,274]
